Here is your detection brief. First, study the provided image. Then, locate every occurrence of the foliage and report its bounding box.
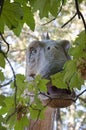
[0,0,86,130]
[51,31,86,90]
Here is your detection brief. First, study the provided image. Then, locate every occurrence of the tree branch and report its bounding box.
[61,12,77,28]
[0,32,9,53]
[0,0,4,15]
[0,79,13,88]
[75,0,80,19]
[74,0,86,32]
[75,89,86,101]
[1,51,17,108]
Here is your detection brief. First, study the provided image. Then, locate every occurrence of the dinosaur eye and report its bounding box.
[30,47,37,55]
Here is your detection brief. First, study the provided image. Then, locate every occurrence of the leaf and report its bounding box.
[51,72,67,89]
[30,0,50,18]
[30,0,63,18]
[14,116,29,130]
[13,20,24,36]
[34,75,49,92]
[0,95,6,107]
[0,53,5,68]
[30,107,44,120]
[69,72,84,90]
[0,15,4,32]
[0,125,6,130]
[0,1,23,32]
[23,6,35,31]
[64,60,77,82]
[50,0,61,17]
[11,74,26,97]
[69,31,86,59]
[0,70,4,81]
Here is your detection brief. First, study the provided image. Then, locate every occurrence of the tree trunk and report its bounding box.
[28,107,55,130]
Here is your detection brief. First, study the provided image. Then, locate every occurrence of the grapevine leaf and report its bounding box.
[30,107,44,120]
[51,72,67,89]
[0,1,23,33]
[69,72,84,90]
[30,0,62,18]
[0,53,5,68]
[0,70,4,81]
[23,6,35,31]
[14,116,29,130]
[34,75,49,92]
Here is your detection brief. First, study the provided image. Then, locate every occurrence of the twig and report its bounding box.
[0,79,13,88]
[0,0,4,15]
[1,51,17,108]
[6,110,16,122]
[61,12,77,28]
[10,48,26,53]
[0,32,9,53]
[75,0,80,19]
[42,18,56,26]
[78,11,86,32]
[75,89,86,101]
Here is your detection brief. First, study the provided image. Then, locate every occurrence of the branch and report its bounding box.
[9,48,26,53]
[6,110,16,122]
[0,79,13,88]
[0,32,9,53]
[1,51,17,108]
[74,0,86,32]
[61,12,77,28]
[75,0,80,19]
[78,11,86,32]
[0,0,4,15]
[75,89,86,101]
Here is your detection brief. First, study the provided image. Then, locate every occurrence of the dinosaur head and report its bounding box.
[26,39,75,107]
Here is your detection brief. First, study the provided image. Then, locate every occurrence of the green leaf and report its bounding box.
[14,116,29,130]
[30,107,44,120]
[0,96,15,115]
[23,6,35,31]
[30,0,50,18]
[13,20,24,36]
[0,53,5,68]
[0,125,6,130]
[0,95,6,107]
[11,74,26,97]
[0,70,4,81]
[34,75,49,92]
[50,0,61,17]
[0,115,5,129]
[0,15,4,32]
[69,31,86,59]
[51,72,67,89]
[14,0,28,5]
[69,72,84,90]
[0,1,23,32]
[64,60,77,82]
[30,0,63,18]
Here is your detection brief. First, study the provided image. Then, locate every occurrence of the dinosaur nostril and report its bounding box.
[47,46,50,50]
[29,74,35,78]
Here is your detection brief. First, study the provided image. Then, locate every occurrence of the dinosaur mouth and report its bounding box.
[46,82,72,96]
[39,82,76,108]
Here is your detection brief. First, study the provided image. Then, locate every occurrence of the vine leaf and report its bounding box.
[30,0,63,18]
[0,53,5,68]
